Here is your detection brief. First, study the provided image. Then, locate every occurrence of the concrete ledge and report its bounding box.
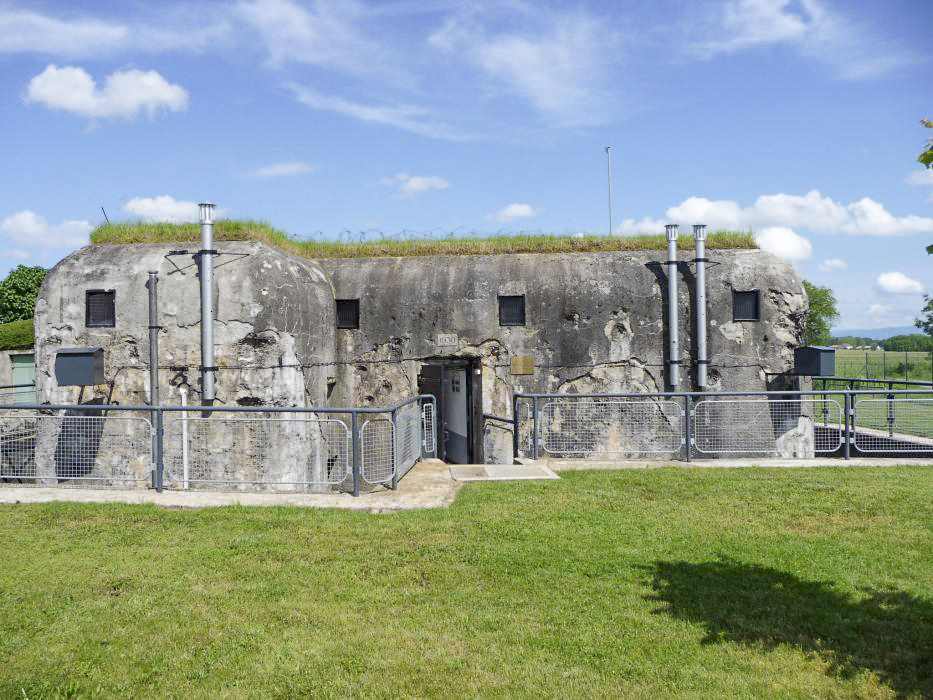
[0,459,460,513]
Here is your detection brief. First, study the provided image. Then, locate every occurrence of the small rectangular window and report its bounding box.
[733,290,760,321]
[85,289,115,327]
[498,295,525,326]
[336,299,359,329]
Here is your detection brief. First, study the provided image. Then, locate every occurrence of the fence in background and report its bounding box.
[832,350,933,384]
[513,389,933,461]
[0,395,436,496]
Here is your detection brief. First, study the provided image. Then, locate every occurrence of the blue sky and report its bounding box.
[1,0,931,331]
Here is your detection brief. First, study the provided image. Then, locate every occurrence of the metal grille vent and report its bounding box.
[336,299,359,329]
[85,290,115,327]
[732,290,760,321]
[498,295,525,326]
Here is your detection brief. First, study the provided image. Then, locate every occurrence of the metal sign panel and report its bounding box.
[511,355,535,375]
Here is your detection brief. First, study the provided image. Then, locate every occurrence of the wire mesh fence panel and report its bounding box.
[541,399,683,456]
[361,418,394,485]
[164,414,350,490]
[853,398,933,453]
[421,402,435,455]
[0,412,152,486]
[694,398,842,456]
[395,403,421,478]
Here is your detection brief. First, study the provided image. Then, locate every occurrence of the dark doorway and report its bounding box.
[418,359,482,464]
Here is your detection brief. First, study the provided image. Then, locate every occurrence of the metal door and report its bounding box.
[443,368,469,463]
[10,353,36,404]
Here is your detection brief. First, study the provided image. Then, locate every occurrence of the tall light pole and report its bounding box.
[605,146,613,235]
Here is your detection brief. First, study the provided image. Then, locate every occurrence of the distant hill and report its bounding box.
[833,326,919,340]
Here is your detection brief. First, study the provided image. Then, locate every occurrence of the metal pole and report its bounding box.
[684,394,692,462]
[391,408,399,491]
[351,411,361,497]
[665,224,680,388]
[605,146,612,235]
[154,409,164,492]
[198,202,216,406]
[512,393,520,460]
[531,397,539,460]
[843,391,851,460]
[693,224,707,388]
[147,271,161,491]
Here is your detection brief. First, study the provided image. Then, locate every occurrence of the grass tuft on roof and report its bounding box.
[90,220,757,258]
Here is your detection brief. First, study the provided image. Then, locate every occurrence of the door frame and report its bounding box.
[418,357,483,464]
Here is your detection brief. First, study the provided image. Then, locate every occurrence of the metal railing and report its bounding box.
[0,395,436,495]
[513,389,933,461]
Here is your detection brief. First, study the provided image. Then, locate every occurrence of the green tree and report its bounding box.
[0,265,47,323]
[916,294,933,337]
[802,280,839,345]
[918,118,933,169]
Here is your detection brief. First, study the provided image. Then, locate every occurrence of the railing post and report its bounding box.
[843,391,851,460]
[512,393,520,460]
[391,408,399,492]
[531,397,539,460]
[154,408,164,492]
[684,394,692,463]
[351,411,361,497]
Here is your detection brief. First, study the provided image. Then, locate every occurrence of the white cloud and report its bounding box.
[754,226,812,261]
[429,6,618,127]
[25,65,188,120]
[906,169,933,186]
[0,8,228,57]
[624,189,933,237]
[380,173,450,198]
[0,210,91,248]
[237,0,395,79]
[0,250,31,261]
[489,203,538,223]
[693,0,914,81]
[818,258,848,272]
[876,271,924,295]
[122,196,200,223]
[866,303,895,321]
[288,84,467,141]
[247,161,314,179]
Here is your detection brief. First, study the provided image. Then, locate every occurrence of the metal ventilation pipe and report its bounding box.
[693,224,708,388]
[147,271,160,407]
[198,202,216,404]
[665,224,680,388]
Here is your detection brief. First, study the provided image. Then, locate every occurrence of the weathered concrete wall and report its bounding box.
[35,241,335,408]
[321,249,807,461]
[33,241,337,488]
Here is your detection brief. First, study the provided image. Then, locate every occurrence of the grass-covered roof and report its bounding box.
[90,220,757,259]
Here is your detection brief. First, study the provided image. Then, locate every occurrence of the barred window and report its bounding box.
[733,290,760,321]
[85,290,115,327]
[498,295,526,326]
[336,299,360,329]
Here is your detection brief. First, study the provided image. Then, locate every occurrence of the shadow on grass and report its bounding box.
[645,559,933,698]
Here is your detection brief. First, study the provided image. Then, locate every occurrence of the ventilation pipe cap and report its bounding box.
[198,202,216,224]
[692,224,707,241]
[665,224,679,241]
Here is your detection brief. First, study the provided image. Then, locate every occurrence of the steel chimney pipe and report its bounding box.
[198,202,216,404]
[147,271,160,408]
[693,224,708,388]
[665,224,680,388]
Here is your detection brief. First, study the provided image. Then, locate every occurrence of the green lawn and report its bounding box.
[833,349,933,384]
[1,467,931,698]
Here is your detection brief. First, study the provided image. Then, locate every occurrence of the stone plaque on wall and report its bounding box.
[435,333,458,346]
[511,355,535,375]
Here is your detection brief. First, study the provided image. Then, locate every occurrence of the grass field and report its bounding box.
[89,220,757,259]
[1,467,931,698]
[833,349,933,384]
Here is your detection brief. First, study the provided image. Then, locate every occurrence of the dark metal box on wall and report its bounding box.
[54,347,106,386]
[794,346,835,376]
